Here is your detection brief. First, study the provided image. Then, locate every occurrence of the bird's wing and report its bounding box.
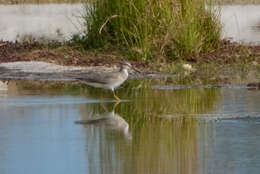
[76,72,119,84]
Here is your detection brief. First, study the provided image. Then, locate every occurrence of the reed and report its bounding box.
[76,0,221,60]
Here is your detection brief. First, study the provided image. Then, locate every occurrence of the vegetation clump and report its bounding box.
[73,0,221,60]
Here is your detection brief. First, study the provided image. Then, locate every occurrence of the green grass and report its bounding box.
[72,0,221,61]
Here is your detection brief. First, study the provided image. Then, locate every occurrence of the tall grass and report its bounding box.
[76,0,221,60]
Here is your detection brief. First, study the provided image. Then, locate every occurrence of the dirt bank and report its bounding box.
[0,40,259,84]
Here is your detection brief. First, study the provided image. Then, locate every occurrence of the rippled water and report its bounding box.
[0,80,260,174]
[0,4,260,43]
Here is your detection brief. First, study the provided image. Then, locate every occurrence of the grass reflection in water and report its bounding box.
[11,79,220,174]
[76,79,220,174]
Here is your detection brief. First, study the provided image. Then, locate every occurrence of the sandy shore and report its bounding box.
[0,61,168,81]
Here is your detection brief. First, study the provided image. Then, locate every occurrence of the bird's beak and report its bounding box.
[132,66,141,73]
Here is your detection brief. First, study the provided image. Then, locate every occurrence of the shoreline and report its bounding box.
[0,40,259,85]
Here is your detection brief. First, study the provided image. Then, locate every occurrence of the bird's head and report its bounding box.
[120,61,132,70]
[120,61,140,73]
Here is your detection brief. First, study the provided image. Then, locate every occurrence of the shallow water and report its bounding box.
[0,80,260,174]
[0,3,84,42]
[0,4,260,44]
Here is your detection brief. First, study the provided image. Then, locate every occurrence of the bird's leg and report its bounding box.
[112,90,121,101]
[113,101,120,110]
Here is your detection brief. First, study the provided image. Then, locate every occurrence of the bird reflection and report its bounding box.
[247,82,260,90]
[75,106,132,140]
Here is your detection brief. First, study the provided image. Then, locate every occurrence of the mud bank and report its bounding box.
[0,61,169,82]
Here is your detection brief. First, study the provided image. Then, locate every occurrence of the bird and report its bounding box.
[75,110,132,140]
[76,61,140,101]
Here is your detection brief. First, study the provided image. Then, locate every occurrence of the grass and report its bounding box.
[72,0,221,61]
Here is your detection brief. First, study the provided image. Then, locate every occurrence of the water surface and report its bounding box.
[221,5,260,44]
[0,80,260,174]
[0,4,84,42]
